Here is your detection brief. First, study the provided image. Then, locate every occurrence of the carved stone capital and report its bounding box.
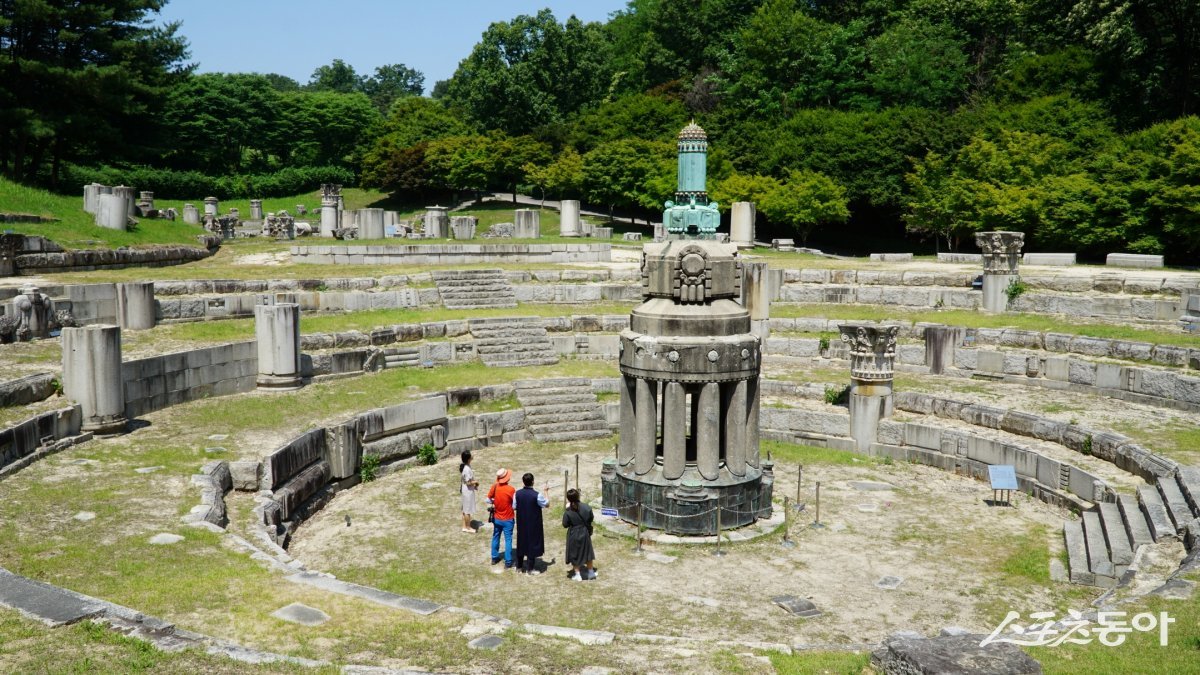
[976,231,1024,274]
[838,324,900,381]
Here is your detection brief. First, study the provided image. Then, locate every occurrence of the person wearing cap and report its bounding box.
[487,468,517,569]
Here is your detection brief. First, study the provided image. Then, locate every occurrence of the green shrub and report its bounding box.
[360,453,381,482]
[1005,278,1028,302]
[818,333,831,351]
[1082,434,1093,456]
[823,384,850,405]
[61,164,355,200]
[418,443,438,466]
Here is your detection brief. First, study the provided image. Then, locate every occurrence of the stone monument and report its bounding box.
[450,215,477,240]
[203,196,219,217]
[730,201,756,247]
[10,285,58,340]
[250,199,264,220]
[602,121,771,536]
[977,231,1024,312]
[255,303,302,391]
[839,324,899,453]
[423,206,449,238]
[62,325,126,435]
[320,184,340,238]
[514,209,540,238]
[357,208,385,240]
[182,204,199,225]
[560,200,581,237]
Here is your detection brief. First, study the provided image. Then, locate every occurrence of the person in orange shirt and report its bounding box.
[487,468,517,570]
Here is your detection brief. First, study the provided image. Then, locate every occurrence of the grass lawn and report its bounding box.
[773,304,1200,349]
[0,177,209,249]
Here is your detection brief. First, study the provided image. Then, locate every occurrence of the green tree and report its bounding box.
[161,73,282,174]
[758,169,849,244]
[362,63,425,113]
[865,19,969,109]
[281,90,381,167]
[710,172,781,209]
[445,10,612,133]
[525,148,585,204]
[307,59,363,93]
[565,93,687,152]
[0,0,190,183]
[581,138,674,217]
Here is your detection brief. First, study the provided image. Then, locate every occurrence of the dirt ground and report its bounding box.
[286,434,1129,648]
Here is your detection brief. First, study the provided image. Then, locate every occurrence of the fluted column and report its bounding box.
[746,377,760,468]
[618,375,636,466]
[635,377,657,475]
[255,303,302,391]
[724,379,747,476]
[977,231,1024,312]
[697,382,720,480]
[662,382,686,480]
[840,324,900,454]
[62,325,126,435]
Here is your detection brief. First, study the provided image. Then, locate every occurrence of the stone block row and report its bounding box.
[789,265,1199,295]
[121,342,257,419]
[288,243,612,265]
[0,406,82,474]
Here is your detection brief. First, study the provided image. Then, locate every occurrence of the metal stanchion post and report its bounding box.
[782,495,793,548]
[796,464,803,505]
[634,501,644,553]
[563,469,569,503]
[812,480,823,529]
[713,506,725,557]
[575,454,579,492]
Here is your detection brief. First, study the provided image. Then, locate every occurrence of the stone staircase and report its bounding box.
[513,378,612,443]
[432,269,517,309]
[468,317,559,368]
[1064,467,1200,587]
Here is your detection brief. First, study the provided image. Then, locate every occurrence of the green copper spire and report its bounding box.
[663,121,720,238]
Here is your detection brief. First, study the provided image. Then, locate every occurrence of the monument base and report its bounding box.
[601,460,773,535]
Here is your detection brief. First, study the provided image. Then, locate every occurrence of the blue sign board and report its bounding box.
[600,507,618,517]
[988,465,1018,491]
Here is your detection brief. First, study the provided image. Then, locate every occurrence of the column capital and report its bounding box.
[838,324,900,381]
[975,231,1024,274]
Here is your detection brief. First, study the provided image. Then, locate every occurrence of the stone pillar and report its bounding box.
[61,325,126,435]
[696,381,721,480]
[839,324,899,454]
[746,376,760,468]
[250,200,263,220]
[741,262,771,339]
[634,378,657,476]
[653,223,666,242]
[138,191,154,211]
[83,183,104,214]
[1182,288,1200,332]
[560,200,581,237]
[423,207,449,238]
[357,208,385,239]
[112,186,137,218]
[730,201,755,246]
[450,215,477,240]
[320,198,339,237]
[116,282,155,330]
[203,196,219,217]
[514,209,540,238]
[924,325,964,375]
[977,231,1024,312]
[618,375,637,466]
[723,379,747,476]
[94,193,128,231]
[662,382,686,480]
[254,303,302,391]
[182,204,199,224]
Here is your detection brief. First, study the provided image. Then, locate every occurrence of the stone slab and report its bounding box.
[0,567,106,626]
[285,571,441,615]
[523,623,615,645]
[850,481,895,491]
[467,634,504,650]
[871,634,1042,675]
[875,576,903,590]
[1023,253,1076,266]
[271,602,329,626]
[869,253,913,262]
[149,533,183,545]
[1107,253,1164,268]
[771,595,821,618]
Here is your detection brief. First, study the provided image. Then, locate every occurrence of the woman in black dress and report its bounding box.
[562,488,596,581]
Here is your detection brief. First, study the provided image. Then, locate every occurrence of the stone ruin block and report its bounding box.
[265,428,325,490]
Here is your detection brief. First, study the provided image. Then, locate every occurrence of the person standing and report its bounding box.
[562,488,596,581]
[487,468,517,570]
[459,450,478,533]
[513,472,549,574]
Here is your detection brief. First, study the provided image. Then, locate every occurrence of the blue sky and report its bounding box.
[157,1,628,93]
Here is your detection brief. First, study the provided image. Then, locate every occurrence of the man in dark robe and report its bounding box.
[514,472,549,574]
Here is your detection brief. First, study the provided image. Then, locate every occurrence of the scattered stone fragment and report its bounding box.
[206,434,228,441]
[875,576,903,590]
[204,446,227,454]
[771,595,821,618]
[644,552,677,564]
[68,459,97,466]
[1150,578,1196,600]
[467,635,503,651]
[871,633,1043,675]
[939,626,972,637]
[857,503,878,513]
[420,482,441,489]
[135,466,164,474]
[1048,558,1068,583]
[72,511,95,522]
[580,668,617,675]
[271,602,330,626]
[829,522,847,532]
[850,481,895,491]
[683,595,721,608]
[148,533,183,545]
